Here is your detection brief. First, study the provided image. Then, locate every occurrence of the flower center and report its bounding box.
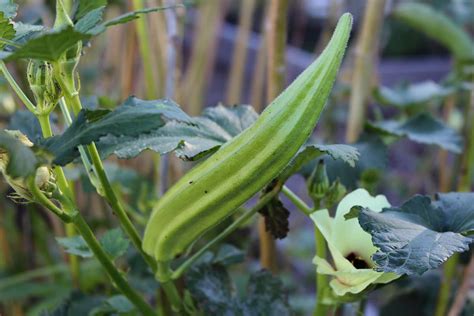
[345,252,370,269]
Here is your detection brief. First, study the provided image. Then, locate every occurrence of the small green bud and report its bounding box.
[27,60,61,114]
[325,180,347,209]
[307,159,330,203]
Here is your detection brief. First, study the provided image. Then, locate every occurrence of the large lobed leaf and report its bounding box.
[367,113,463,153]
[96,104,258,161]
[353,192,474,275]
[42,97,191,165]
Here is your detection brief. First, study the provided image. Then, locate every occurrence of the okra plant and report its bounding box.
[0,1,473,316]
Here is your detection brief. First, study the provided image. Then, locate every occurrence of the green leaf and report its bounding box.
[279,143,359,182]
[96,104,258,161]
[373,81,454,108]
[56,235,92,258]
[42,97,191,165]
[356,193,474,275]
[321,135,387,189]
[0,130,40,178]
[76,0,107,20]
[394,2,474,61]
[12,22,45,45]
[74,6,106,35]
[99,228,129,259]
[0,0,18,18]
[186,264,291,315]
[89,295,135,315]
[1,26,90,61]
[367,113,463,153]
[9,110,43,144]
[213,244,245,266]
[0,11,15,49]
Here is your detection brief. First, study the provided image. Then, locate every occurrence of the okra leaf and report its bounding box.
[56,229,129,260]
[0,11,15,49]
[99,228,129,259]
[89,295,135,315]
[56,235,92,258]
[279,143,359,182]
[0,130,41,178]
[186,264,290,315]
[8,110,43,144]
[0,0,18,18]
[353,192,474,275]
[95,104,258,161]
[1,26,90,61]
[373,81,454,108]
[42,97,191,165]
[75,0,107,20]
[394,2,474,61]
[367,113,463,153]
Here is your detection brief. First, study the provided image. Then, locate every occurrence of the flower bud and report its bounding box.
[307,159,330,203]
[27,60,61,114]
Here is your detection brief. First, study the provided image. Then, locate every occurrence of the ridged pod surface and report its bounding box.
[144,13,353,263]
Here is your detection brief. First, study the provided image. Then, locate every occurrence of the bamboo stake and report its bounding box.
[250,2,269,112]
[259,0,290,273]
[345,0,386,143]
[180,0,225,115]
[226,0,256,104]
[447,254,474,316]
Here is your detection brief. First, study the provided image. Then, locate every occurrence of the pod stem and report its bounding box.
[170,185,282,280]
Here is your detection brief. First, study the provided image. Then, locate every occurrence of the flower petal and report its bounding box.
[332,188,390,262]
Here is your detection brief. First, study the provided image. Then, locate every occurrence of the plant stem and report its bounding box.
[281,185,312,216]
[0,61,36,112]
[37,113,81,288]
[345,0,386,143]
[72,212,156,316]
[435,253,459,316]
[132,0,158,99]
[226,0,256,104]
[171,186,281,280]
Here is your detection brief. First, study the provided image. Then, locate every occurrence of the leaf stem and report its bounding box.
[0,61,36,112]
[281,185,312,216]
[170,185,281,280]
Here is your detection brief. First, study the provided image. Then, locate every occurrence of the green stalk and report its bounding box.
[37,113,80,288]
[282,187,328,315]
[345,0,386,142]
[132,0,158,99]
[52,63,156,270]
